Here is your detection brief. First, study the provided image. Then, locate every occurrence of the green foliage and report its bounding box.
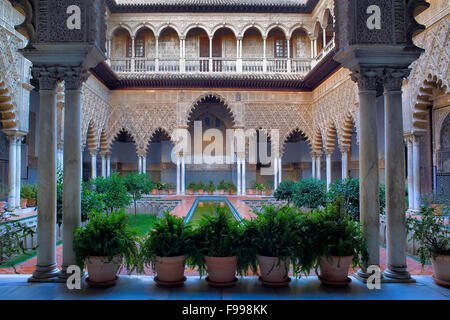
[206,181,216,192]
[327,178,386,221]
[217,180,227,191]
[81,182,105,222]
[274,180,296,204]
[20,184,37,201]
[92,173,131,213]
[73,209,141,272]
[154,182,165,191]
[255,183,265,192]
[190,207,248,276]
[304,198,369,270]
[187,182,198,191]
[292,179,327,209]
[0,212,35,264]
[196,181,206,191]
[421,188,450,216]
[140,212,194,268]
[406,206,450,267]
[226,181,237,192]
[243,206,301,277]
[124,173,152,219]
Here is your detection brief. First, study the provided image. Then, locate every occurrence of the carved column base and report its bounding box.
[28,264,60,283]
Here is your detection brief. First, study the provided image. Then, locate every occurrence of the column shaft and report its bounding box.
[176,157,181,195]
[412,137,421,211]
[341,148,349,179]
[143,156,147,174]
[181,156,186,194]
[384,80,411,280]
[242,157,246,195]
[7,136,17,211]
[15,137,22,208]
[316,154,322,180]
[273,157,278,190]
[311,155,316,179]
[101,155,107,178]
[326,152,332,190]
[90,152,97,179]
[278,157,282,185]
[406,138,414,211]
[106,155,111,177]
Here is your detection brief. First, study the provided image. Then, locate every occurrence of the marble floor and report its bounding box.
[0,275,448,300]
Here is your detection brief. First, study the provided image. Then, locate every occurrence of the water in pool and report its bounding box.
[188,201,235,225]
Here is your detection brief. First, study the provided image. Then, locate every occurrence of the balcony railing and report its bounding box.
[110,57,314,76]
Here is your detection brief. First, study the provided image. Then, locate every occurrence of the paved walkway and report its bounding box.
[0,275,447,300]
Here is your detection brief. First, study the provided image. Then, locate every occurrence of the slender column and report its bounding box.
[351,68,382,278]
[286,37,291,73]
[263,37,267,72]
[15,136,22,208]
[278,157,282,185]
[138,156,142,174]
[181,155,186,195]
[90,150,97,179]
[242,157,246,196]
[316,153,322,180]
[176,156,181,195]
[340,145,350,180]
[142,156,147,174]
[237,157,241,195]
[326,151,332,190]
[322,26,327,49]
[209,36,213,72]
[7,135,17,211]
[106,153,111,177]
[107,38,112,59]
[131,36,135,72]
[273,157,278,190]
[180,37,186,72]
[383,69,412,281]
[412,135,422,211]
[101,153,107,178]
[311,153,316,179]
[155,36,159,72]
[29,67,60,281]
[314,39,317,57]
[405,136,414,211]
[310,38,315,58]
[59,67,87,279]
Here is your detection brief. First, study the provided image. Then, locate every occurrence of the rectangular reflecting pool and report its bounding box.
[184,197,243,225]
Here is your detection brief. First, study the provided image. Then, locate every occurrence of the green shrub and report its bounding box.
[406,206,450,267]
[217,180,227,191]
[274,180,296,204]
[197,181,206,191]
[187,182,198,191]
[140,212,194,268]
[206,181,216,192]
[92,173,131,213]
[226,181,237,192]
[124,173,153,219]
[190,207,248,276]
[81,182,105,222]
[73,209,141,272]
[255,183,265,192]
[327,178,386,221]
[292,179,327,209]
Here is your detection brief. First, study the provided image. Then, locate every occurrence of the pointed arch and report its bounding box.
[281,127,311,152]
[108,23,133,39]
[185,93,237,127]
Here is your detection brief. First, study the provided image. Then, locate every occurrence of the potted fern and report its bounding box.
[407,206,450,287]
[197,181,206,196]
[206,181,216,195]
[310,199,368,287]
[190,207,245,287]
[255,183,265,195]
[227,181,237,195]
[73,209,141,287]
[217,180,226,196]
[244,206,300,287]
[187,182,197,195]
[140,212,193,286]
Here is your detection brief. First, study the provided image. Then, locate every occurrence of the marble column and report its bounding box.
[278,157,282,185]
[405,136,414,211]
[316,153,322,180]
[273,157,278,190]
[340,145,350,180]
[383,69,412,281]
[138,156,142,174]
[176,156,181,195]
[101,153,107,178]
[242,157,246,195]
[181,155,186,195]
[237,157,241,195]
[15,136,22,209]
[59,67,87,279]
[142,155,147,174]
[7,135,17,211]
[412,135,422,211]
[29,67,60,281]
[90,150,97,179]
[311,153,316,179]
[326,151,332,190]
[106,153,111,177]
[351,69,381,278]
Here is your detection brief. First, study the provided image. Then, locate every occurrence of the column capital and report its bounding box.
[89,149,98,157]
[339,145,351,154]
[32,66,60,91]
[324,149,334,156]
[137,151,147,158]
[382,68,411,92]
[58,66,89,90]
[350,67,383,91]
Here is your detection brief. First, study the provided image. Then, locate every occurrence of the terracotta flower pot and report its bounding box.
[27,199,36,207]
[208,191,214,196]
[228,190,235,195]
[205,256,237,283]
[218,190,225,196]
[248,189,255,195]
[168,189,174,195]
[431,254,450,287]
[152,189,158,195]
[20,199,28,209]
[86,255,122,285]
[257,190,263,195]
[319,256,353,286]
[188,189,195,195]
[154,255,186,283]
[257,255,290,283]
[265,190,272,196]
[198,190,204,196]
[0,201,5,213]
